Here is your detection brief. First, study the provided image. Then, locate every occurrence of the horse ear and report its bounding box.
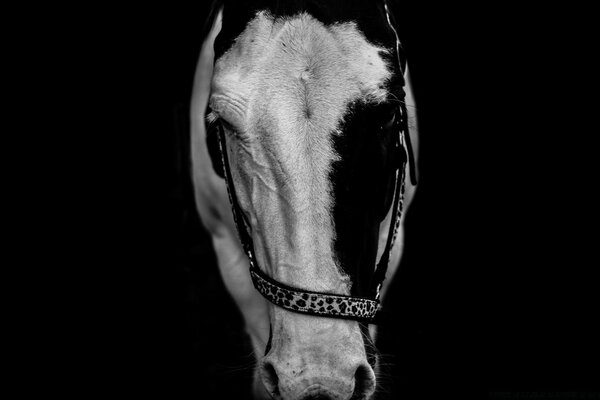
[200,0,225,43]
[382,0,407,80]
[190,2,225,185]
[200,2,226,179]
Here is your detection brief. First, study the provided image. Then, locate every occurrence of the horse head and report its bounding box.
[193,1,418,398]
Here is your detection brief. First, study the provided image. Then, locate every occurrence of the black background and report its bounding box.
[73,2,598,399]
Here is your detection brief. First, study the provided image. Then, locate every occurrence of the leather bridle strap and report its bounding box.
[384,0,417,187]
[369,102,408,301]
[249,262,380,322]
[216,112,406,323]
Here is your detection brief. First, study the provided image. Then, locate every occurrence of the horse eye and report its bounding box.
[216,118,252,146]
[216,118,232,132]
[212,118,240,141]
[380,110,397,131]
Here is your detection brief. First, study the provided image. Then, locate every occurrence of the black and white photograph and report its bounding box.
[71,1,598,399]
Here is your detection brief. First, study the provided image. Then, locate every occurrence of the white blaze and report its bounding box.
[210,11,391,294]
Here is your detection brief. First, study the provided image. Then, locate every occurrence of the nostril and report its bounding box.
[260,361,280,397]
[353,364,376,398]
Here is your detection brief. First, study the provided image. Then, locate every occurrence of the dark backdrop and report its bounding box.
[92,3,598,399]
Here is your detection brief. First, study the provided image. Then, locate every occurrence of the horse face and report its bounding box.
[208,6,403,400]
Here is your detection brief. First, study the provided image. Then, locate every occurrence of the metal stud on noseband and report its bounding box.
[215,1,415,324]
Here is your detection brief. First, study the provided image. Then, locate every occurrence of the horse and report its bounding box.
[190,1,419,398]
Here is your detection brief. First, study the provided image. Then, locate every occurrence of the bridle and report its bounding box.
[212,0,417,324]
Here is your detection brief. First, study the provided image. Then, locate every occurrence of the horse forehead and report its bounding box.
[212,11,392,132]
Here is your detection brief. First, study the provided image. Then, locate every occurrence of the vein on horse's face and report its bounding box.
[211,11,392,293]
